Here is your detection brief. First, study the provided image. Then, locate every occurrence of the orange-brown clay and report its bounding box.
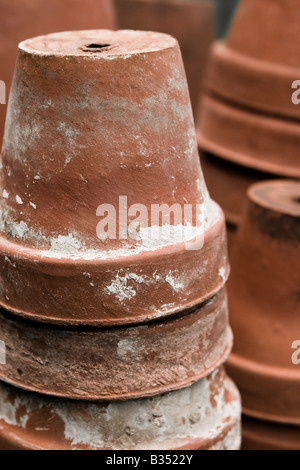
[206,0,300,120]
[0,368,241,450]
[115,0,215,117]
[0,289,232,400]
[242,416,300,451]
[197,0,300,177]
[0,30,229,326]
[0,0,116,149]
[226,180,300,425]
[199,151,271,227]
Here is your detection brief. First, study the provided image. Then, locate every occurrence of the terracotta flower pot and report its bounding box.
[0,30,229,326]
[242,416,300,451]
[197,0,300,177]
[0,288,232,400]
[226,180,300,425]
[0,367,241,450]
[0,0,116,150]
[115,0,215,117]
[207,0,300,119]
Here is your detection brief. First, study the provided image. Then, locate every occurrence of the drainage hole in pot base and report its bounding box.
[82,43,112,52]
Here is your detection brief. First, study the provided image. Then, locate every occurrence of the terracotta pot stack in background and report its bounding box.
[114,0,215,118]
[0,30,241,450]
[0,0,116,151]
[226,180,300,449]
[196,0,300,248]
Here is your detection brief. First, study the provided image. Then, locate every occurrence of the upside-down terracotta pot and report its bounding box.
[226,180,300,425]
[115,0,215,117]
[0,30,229,326]
[0,0,116,150]
[242,416,300,451]
[206,0,300,119]
[0,368,241,450]
[0,289,232,400]
[197,0,300,177]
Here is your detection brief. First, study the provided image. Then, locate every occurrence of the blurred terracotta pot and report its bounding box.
[206,0,300,120]
[0,289,232,400]
[197,0,300,177]
[226,180,300,425]
[0,30,229,326]
[0,0,116,150]
[115,0,215,117]
[0,368,241,450]
[242,416,300,451]
[197,95,300,177]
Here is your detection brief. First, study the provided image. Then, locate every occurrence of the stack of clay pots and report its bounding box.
[226,180,300,449]
[0,30,241,450]
[115,0,215,118]
[0,0,116,150]
[196,0,300,248]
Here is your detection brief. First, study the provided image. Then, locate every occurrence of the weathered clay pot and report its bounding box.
[0,0,116,150]
[0,289,232,400]
[242,416,300,451]
[0,368,241,450]
[197,0,300,177]
[207,0,300,119]
[115,0,215,117]
[226,180,300,425]
[0,30,229,326]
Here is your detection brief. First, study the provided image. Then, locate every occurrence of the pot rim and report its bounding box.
[228,353,300,426]
[247,179,300,218]
[207,42,300,120]
[197,97,300,178]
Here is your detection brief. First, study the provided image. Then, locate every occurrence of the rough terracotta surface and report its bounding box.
[0,30,229,325]
[0,0,116,149]
[0,289,232,400]
[197,0,300,177]
[0,368,241,450]
[242,416,300,451]
[115,0,215,117]
[226,180,300,425]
